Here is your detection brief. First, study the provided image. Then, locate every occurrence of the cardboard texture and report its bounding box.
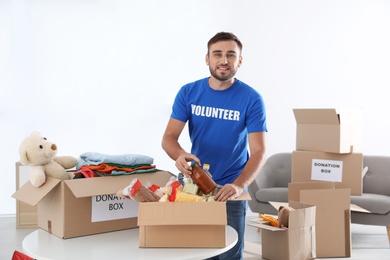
[15,163,38,228]
[249,201,317,260]
[293,108,362,154]
[137,192,251,248]
[288,182,369,213]
[291,150,363,195]
[12,170,174,238]
[138,202,227,248]
[288,183,352,258]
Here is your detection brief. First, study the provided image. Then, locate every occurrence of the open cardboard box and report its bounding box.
[292,150,364,195]
[293,108,362,154]
[12,170,174,238]
[288,182,369,258]
[249,201,317,260]
[136,192,251,248]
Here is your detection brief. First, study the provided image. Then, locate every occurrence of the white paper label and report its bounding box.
[311,159,343,182]
[91,194,138,222]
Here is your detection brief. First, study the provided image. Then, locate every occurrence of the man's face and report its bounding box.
[206,40,242,82]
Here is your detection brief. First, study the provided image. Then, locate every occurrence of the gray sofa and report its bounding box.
[248,152,390,243]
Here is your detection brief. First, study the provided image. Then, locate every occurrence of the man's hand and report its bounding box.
[214,183,244,202]
[175,153,200,177]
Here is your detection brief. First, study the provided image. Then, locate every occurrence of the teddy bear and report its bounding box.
[19,131,78,187]
[278,205,294,228]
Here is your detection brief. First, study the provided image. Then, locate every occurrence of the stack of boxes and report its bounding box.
[290,108,364,258]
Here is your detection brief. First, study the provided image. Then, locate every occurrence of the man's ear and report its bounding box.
[238,56,243,68]
[205,54,209,65]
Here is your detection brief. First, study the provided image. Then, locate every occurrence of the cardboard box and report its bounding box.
[249,201,317,260]
[291,150,363,195]
[293,108,362,153]
[15,163,37,228]
[137,192,251,248]
[138,202,226,248]
[12,170,173,238]
[288,183,351,258]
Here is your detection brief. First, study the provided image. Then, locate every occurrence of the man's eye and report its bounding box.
[228,54,236,58]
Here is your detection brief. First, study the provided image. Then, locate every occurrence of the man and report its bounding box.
[161,32,267,259]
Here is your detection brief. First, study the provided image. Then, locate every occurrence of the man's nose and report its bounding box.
[221,56,228,64]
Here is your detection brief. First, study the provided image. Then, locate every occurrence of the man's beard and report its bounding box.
[209,67,237,82]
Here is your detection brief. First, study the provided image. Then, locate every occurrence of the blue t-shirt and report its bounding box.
[171,77,267,185]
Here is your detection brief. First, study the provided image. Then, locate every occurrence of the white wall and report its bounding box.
[1,0,390,215]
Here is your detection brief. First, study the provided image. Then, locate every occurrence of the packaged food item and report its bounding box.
[146,182,164,198]
[178,172,191,186]
[190,161,217,195]
[169,189,206,202]
[182,182,199,195]
[122,178,160,202]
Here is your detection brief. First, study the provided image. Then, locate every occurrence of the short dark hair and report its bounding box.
[207,32,243,54]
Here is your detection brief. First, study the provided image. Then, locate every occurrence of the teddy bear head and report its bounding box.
[19,131,58,166]
[278,205,294,228]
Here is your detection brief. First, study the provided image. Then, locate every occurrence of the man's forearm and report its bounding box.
[162,135,186,161]
[233,150,266,189]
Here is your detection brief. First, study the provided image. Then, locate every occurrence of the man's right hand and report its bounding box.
[175,153,200,177]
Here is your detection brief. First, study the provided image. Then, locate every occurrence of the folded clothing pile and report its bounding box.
[73,152,156,178]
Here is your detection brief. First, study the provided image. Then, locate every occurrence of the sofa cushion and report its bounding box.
[255,187,289,203]
[351,193,390,215]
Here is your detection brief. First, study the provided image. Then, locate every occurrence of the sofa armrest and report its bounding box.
[363,155,390,197]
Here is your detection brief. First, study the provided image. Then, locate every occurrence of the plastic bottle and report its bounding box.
[190,161,217,195]
[202,163,222,196]
[203,164,211,175]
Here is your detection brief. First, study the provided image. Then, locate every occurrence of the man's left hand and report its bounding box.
[214,183,244,202]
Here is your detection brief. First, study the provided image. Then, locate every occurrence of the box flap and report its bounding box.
[249,201,316,231]
[234,191,251,201]
[288,182,335,202]
[293,109,339,125]
[269,201,289,210]
[138,201,227,226]
[288,201,316,229]
[65,170,174,198]
[350,204,370,213]
[299,188,352,257]
[248,221,286,231]
[12,177,61,206]
[289,182,369,212]
[301,188,350,212]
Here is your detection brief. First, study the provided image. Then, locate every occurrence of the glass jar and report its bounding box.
[190,161,217,195]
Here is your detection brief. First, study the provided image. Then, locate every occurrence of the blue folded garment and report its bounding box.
[77,152,154,169]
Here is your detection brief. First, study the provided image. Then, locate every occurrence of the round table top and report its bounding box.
[22,226,238,260]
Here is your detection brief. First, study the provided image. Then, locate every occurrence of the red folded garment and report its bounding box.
[12,251,34,260]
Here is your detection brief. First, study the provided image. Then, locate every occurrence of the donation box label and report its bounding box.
[91,194,138,222]
[311,159,343,182]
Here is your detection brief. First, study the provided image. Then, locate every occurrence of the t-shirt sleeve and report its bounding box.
[246,95,267,133]
[170,86,189,123]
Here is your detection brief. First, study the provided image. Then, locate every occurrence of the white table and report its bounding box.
[22,226,238,260]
